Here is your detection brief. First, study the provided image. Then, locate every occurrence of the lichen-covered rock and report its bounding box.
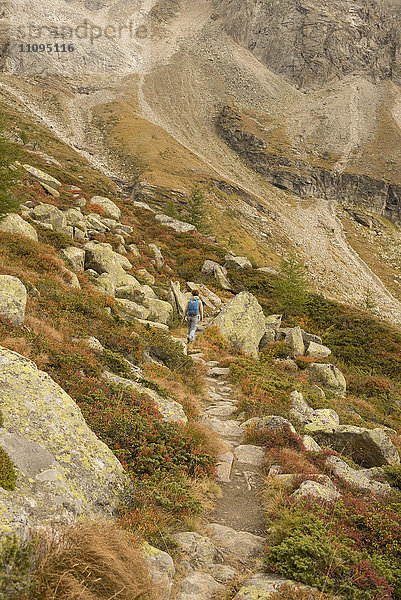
[210,291,266,358]
[302,435,322,452]
[233,574,298,600]
[64,208,84,227]
[171,532,216,566]
[201,260,232,290]
[306,341,332,358]
[0,347,125,538]
[224,254,252,270]
[285,326,305,355]
[206,523,265,561]
[90,196,121,220]
[143,542,175,600]
[259,327,276,350]
[148,243,164,269]
[60,247,85,272]
[290,390,314,423]
[241,415,296,434]
[136,268,155,285]
[307,363,347,395]
[84,241,132,276]
[103,371,187,424]
[0,276,27,325]
[304,409,340,433]
[30,203,66,231]
[0,213,38,241]
[313,425,400,467]
[22,164,61,188]
[265,314,282,331]
[326,455,391,495]
[155,214,196,233]
[186,282,222,307]
[142,297,173,325]
[176,571,223,600]
[168,281,190,316]
[115,298,150,321]
[292,480,341,502]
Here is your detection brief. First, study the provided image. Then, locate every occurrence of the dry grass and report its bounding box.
[142,363,202,418]
[185,421,228,458]
[260,478,292,520]
[270,584,335,600]
[25,316,65,344]
[34,521,157,600]
[265,448,317,476]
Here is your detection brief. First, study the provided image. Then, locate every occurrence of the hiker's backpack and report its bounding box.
[187,298,199,316]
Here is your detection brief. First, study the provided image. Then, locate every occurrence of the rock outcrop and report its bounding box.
[0,347,125,538]
[210,291,266,357]
[0,214,38,241]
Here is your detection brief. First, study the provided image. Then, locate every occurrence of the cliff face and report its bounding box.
[212,0,401,89]
[216,106,401,224]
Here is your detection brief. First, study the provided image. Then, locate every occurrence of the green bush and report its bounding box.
[0,447,17,491]
[103,349,133,378]
[270,254,309,317]
[0,536,35,598]
[0,124,22,219]
[383,465,401,490]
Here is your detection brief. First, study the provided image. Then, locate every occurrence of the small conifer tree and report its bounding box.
[271,253,309,316]
[184,184,211,234]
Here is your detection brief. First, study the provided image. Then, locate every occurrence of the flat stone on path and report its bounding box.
[201,417,243,438]
[206,523,265,561]
[203,404,236,418]
[216,452,234,483]
[207,367,230,377]
[234,445,265,466]
[170,532,216,566]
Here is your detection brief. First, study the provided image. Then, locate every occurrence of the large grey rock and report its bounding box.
[115,299,150,321]
[304,409,340,432]
[210,291,266,358]
[302,435,322,452]
[202,260,232,290]
[0,213,38,241]
[64,208,84,227]
[60,247,85,272]
[290,390,314,423]
[307,363,347,395]
[136,268,155,285]
[306,341,332,358]
[176,571,223,600]
[265,314,282,331]
[313,425,400,467]
[224,254,252,270]
[0,276,27,325]
[292,480,341,502]
[30,203,66,231]
[285,326,305,355]
[143,542,175,600]
[233,574,300,600]
[241,415,296,435]
[84,241,132,277]
[171,532,216,566]
[155,214,196,233]
[142,297,173,325]
[22,164,61,188]
[168,281,190,316]
[103,371,187,424]
[148,243,164,269]
[90,196,121,220]
[0,347,124,538]
[326,455,391,495]
[208,565,236,584]
[206,523,265,561]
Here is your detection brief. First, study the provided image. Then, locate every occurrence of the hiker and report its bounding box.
[183,289,203,344]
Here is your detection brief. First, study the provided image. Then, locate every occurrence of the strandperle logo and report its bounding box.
[6,0,152,75]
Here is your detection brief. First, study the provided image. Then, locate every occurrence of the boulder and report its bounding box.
[171,532,216,566]
[306,341,332,358]
[133,318,169,331]
[148,243,164,269]
[176,572,223,600]
[115,283,155,302]
[208,565,236,584]
[0,347,125,538]
[127,244,141,257]
[143,542,175,600]
[155,214,196,233]
[312,425,400,467]
[285,326,305,355]
[142,297,173,325]
[205,523,265,561]
[233,574,300,600]
[292,480,341,502]
[103,371,187,424]
[30,204,67,231]
[0,213,38,241]
[0,276,27,325]
[168,281,190,316]
[304,409,340,433]
[301,330,323,346]
[289,390,314,423]
[64,208,84,227]
[136,268,155,285]
[210,291,266,358]
[234,445,265,466]
[216,451,234,483]
[22,164,61,188]
[307,363,347,395]
[259,328,276,350]
[90,196,121,220]
[201,260,232,290]
[115,299,150,321]
[186,282,222,308]
[265,314,282,331]
[326,455,391,495]
[84,242,132,276]
[60,247,85,272]
[224,254,252,270]
[86,214,109,233]
[302,435,322,452]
